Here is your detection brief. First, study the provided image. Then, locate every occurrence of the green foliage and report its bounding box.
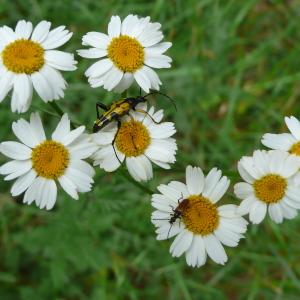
[1,0,300,299]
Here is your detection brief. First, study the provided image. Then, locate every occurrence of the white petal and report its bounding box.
[39,179,57,210]
[23,177,40,205]
[52,113,70,141]
[95,145,124,172]
[237,160,255,184]
[280,201,297,219]
[185,165,205,195]
[31,71,53,102]
[112,73,134,93]
[234,182,253,199]
[138,65,161,90]
[157,184,182,202]
[168,181,189,198]
[30,112,46,142]
[102,66,123,91]
[60,126,85,146]
[121,15,139,35]
[71,160,95,178]
[202,168,222,198]
[148,122,176,139]
[146,42,172,54]
[268,203,283,224]
[249,201,267,224]
[285,116,300,140]
[281,154,300,177]
[31,20,51,43]
[155,222,182,240]
[209,176,230,203]
[170,230,193,257]
[134,69,151,93]
[12,74,33,113]
[0,142,31,160]
[77,48,106,59]
[82,32,110,49]
[15,20,33,39]
[237,195,257,215]
[185,235,206,267]
[85,58,113,78]
[42,26,73,49]
[12,118,40,148]
[108,15,121,38]
[58,175,78,199]
[69,141,98,160]
[203,234,228,265]
[144,54,172,69]
[0,160,31,177]
[0,71,14,103]
[65,167,93,192]
[126,155,153,182]
[261,133,295,151]
[145,138,177,163]
[45,50,77,71]
[10,169,36,196]
[39,65,66,100]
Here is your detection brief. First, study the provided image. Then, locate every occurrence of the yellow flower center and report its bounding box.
[115,120,150,157]
[2,39,45,74]
[107,35,144,73]
[31,141,69,179]
[289,142,300,156]
[254,174,287,204]
[182,195,219,235]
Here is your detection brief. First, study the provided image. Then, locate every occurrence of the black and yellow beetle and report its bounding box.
[93,91,176,162]
[92,92,176,133]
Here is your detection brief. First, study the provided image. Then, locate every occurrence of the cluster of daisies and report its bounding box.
[0,16,300,268]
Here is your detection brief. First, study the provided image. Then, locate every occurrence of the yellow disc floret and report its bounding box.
[115,120,150,157]
[182,195,219,235]
[31,141,69,179]
[107,35,144,73]
[289,142,300,156]
[254,174,287,204]
[2,39,45,74]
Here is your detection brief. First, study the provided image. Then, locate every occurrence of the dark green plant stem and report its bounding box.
[48,101,76,129]
[119,169,154,195]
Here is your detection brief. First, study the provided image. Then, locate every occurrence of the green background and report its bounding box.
[1,0,300,299]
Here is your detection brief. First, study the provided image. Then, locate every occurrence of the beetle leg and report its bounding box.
[96,102,109,118]
[167,224,173,239]
[111,119,122,164]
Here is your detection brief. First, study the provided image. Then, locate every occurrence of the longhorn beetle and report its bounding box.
[93,91,176,162]
[153,195,189,239]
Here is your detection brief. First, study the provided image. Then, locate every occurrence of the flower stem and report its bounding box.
[48,101,76,129]
[119,168,154,195]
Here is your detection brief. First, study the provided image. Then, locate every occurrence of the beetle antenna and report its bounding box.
[144,91,177,111]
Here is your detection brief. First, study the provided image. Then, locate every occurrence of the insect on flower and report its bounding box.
[153,195,189,238]
[92,91,176,162]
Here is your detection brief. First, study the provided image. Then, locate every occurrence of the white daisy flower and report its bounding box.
[0,20,77,113]
[92,103,177,182]
[0,113,97,210]
[151,166,248,267]
[262,116,300,157]
[77,14,172,93]
[234,150,300,224]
